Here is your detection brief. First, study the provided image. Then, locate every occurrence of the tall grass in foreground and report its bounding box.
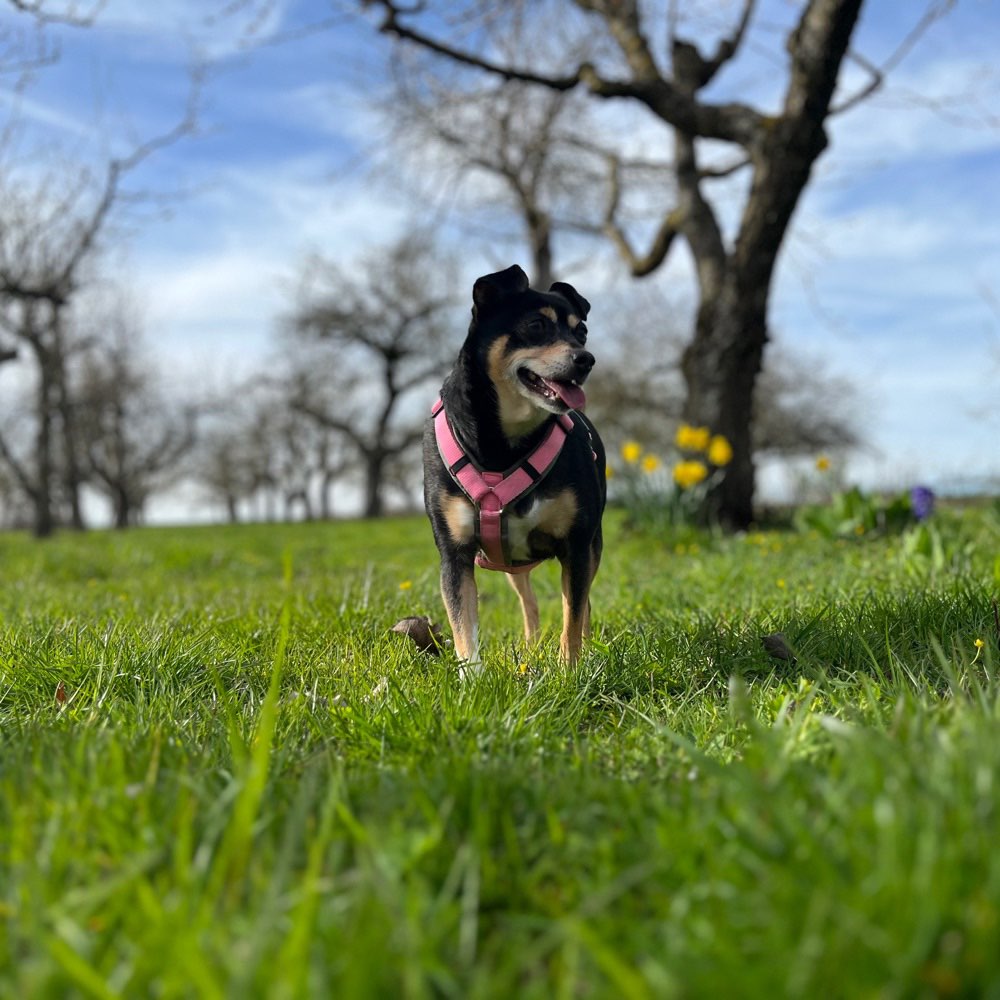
[1,508,999,997]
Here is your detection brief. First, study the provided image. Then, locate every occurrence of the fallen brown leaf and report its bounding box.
[761,632,796,663]
[391,616,446,655]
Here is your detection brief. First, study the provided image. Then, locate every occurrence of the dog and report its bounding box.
[423,265,606,667]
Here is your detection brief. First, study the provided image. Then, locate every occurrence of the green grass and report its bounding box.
[2,505,1000,998]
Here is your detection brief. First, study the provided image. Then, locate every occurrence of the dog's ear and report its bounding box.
[472,265,529,316]
[549,281,590,320]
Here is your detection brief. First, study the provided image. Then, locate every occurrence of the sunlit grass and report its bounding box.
[1,506,999,996]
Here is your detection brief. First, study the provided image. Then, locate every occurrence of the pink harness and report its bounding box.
[432,397,575,574]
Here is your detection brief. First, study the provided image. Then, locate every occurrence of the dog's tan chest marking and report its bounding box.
[536,488,578,537]
[441,495,475,545]
[507,489,578,561]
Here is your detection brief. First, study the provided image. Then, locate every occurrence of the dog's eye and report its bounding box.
[576,323,588,343]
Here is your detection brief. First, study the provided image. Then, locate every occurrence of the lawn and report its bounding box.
[2,505,1000,998]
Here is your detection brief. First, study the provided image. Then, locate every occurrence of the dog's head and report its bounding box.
[469,265,594,433]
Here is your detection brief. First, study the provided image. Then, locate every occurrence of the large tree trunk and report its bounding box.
[678,1,863,528]
[362,452,385,518]
[51,312,86,531]
[681,278,767,530]
[113,485,130,530]
[525,208,553,289]
[33,360,57,539]
[319,472,335,520]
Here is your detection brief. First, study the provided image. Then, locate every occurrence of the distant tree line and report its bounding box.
[1,0,883,535]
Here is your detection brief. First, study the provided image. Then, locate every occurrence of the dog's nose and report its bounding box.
[573,350,595,372]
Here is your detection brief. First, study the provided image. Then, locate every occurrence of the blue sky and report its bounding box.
[1,0,998,515]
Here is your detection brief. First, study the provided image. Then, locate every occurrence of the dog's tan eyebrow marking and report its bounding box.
[567,314,580,329]
[539,307,557,323]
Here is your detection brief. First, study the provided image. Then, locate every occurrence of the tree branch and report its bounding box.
[600,156,682,278]
[704,0,756,84]
[830,49,882,116]
[830,1,956,116]
[0,426,37,499]
[293,401,367,452]
[5,0,107,27]
[365,0,764,147]
[698,156,752,180]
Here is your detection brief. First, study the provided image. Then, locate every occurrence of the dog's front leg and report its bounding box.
[559,548,595,667]
[440,556,480,665]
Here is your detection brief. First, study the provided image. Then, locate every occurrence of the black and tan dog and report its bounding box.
[423,265,606,666]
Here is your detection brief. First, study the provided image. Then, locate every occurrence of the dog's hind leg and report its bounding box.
[506,571,540,644]
[581,539,602,640]
[559,548,597,667]
[441,558,480,665]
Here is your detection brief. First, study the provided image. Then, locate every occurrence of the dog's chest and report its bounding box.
[505,497,548,561]
[441,490,578,559]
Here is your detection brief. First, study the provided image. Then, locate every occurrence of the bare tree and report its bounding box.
[753,348,860,457]
[286,233,456,518]
[381,75,638,290]
[363,0,950,527]
[190,373,352,523]
[0,298,84,535]
[583,289,858,463]
[0,84,196,536]
[74,311,197,529]
[190,424,259,524]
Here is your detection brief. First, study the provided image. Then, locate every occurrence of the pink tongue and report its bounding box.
[544,378,586,410]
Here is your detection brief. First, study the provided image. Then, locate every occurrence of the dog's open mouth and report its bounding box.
[517,367,586,411]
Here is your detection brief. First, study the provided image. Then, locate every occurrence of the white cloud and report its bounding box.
[92,0,294,61]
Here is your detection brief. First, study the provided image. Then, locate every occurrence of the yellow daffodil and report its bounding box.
[675,424,711,451]
[641,454,661,474]
[399,580,412,591]
[816,455,831,472]
[707,435,733,467]
[673,460,708,489]
[605,464,615,479]
[621,440,642,464]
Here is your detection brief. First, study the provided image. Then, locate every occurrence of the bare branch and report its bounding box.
[366,0,580,90]
[600,156,682,278]
[365,0,764,147]
[831,1,957,115]
[53,70,202,293]
[670,0,757,91]
[0,425,36,499]
[704,0,757,82]
[5,0,108,27]
[830,50,882,116]
[572,0,661,83]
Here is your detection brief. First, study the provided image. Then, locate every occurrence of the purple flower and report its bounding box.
[910,486,935,521]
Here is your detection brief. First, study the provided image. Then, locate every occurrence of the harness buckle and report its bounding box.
[480,491,502,513]
[480,472,504,512]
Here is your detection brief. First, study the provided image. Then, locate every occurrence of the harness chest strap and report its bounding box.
[432,397,574,573]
